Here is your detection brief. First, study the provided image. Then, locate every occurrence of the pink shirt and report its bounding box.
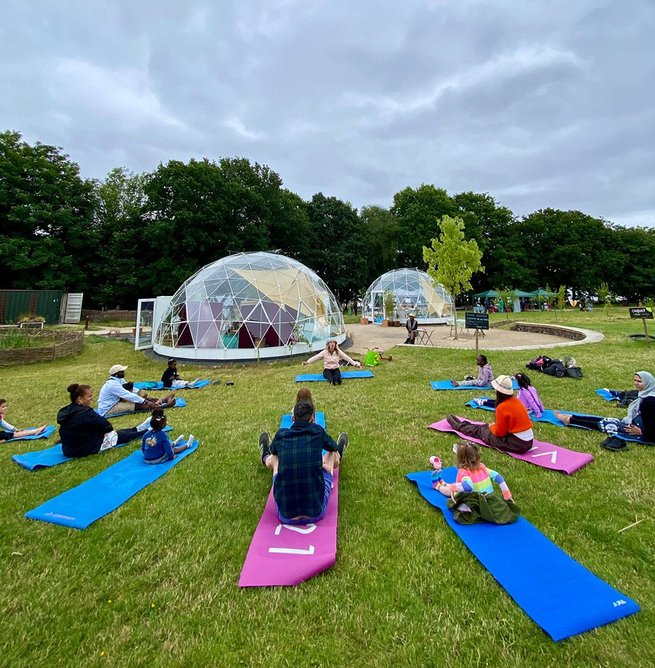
[306,349,358,370]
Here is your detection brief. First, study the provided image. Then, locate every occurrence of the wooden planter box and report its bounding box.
[360,318,369,325]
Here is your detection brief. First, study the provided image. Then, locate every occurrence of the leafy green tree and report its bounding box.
[306,193,367,303]
[423,215,484,339]
[359,205,400,285]
[0,130,96,292]
[392,185,456,267]
[91,167,149,307]
[609,226,655,302]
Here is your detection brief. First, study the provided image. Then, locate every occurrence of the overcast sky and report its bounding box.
[2,0,654,226]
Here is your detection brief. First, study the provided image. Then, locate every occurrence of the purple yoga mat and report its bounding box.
[428,418,593,475]
[239,470,339,587]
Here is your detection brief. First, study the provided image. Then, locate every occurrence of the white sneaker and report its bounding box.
[186,434,195,448]
[173,435,185,446]
[137,417,152,432]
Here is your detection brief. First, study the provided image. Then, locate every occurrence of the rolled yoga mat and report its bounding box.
[25,441,197,529]
[429,417,593,474]
[407,467,639,641]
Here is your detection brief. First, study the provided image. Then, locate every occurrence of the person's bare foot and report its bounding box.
[451,380,459,387]
[162,391,176,407]
[554,412,571,425]
[36,425,47,434]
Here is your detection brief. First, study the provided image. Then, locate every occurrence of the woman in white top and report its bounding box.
[302,340,361,385]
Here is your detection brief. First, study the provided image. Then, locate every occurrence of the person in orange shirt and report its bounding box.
[446,375,533,454]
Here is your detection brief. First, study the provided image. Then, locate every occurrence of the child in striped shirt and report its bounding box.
[435,441,519,524]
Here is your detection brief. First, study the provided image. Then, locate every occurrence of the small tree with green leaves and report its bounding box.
[423,215,484,339]
[556,285,567,320]
[495,288,514,320]
[597,282,613,320]
[383,290,395,322]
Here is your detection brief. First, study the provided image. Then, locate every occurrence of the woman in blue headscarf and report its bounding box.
[556,371,655,443]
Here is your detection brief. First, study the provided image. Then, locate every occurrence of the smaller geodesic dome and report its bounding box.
[363,268,453,324]
[153,252,345,361]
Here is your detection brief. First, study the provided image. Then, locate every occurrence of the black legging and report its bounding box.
[116,427,143,444]
[323,368,342,385]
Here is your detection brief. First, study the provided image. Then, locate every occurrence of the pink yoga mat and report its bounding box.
[239,470,339,587]
[428,418,593,475]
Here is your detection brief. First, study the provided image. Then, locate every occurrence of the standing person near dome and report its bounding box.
[302,340,361,386]
[405,313,418,344]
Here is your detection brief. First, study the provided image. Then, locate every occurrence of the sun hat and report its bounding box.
[491,374,514,395]
[108,364,128,375]
[408,312,416,317]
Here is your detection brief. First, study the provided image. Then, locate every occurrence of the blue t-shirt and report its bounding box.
[141,429,174,462]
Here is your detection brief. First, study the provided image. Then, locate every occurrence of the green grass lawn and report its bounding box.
[1,310,654,666]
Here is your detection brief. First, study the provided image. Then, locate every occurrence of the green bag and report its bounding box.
[364,350,380,367]
[447,491,520,525]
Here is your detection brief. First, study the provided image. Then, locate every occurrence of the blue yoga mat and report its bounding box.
[133,380,211,390]
[25,442,198,529]
[6,425,56,442]
[295,370,374,382]
[12,426,172,471]
[407,468,639,641]
[431,379,519,391]
[279,412,326,429]
[463,399,646,443]
[102,397,186,418]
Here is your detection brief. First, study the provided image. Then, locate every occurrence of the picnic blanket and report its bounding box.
[407,468,639,641]
[12,426,172,471]
[102,396,186,418]
[295,370,374,383]
[6,425,56,442]
[133,380,211,390]
[25,441,197,529]
[430,379,519,391]
[428,417,593,474]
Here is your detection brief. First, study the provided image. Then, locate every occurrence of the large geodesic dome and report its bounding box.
[363,268,453,324]
[153,252,346,360]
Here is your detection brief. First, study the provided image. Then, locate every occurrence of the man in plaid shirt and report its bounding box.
[259,400,348,524]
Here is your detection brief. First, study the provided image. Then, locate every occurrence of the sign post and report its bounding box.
[629,306,653,345]
[465,312,490,355]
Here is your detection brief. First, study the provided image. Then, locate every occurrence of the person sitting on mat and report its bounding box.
[451,354,494,387]
[294,387,313,411]
[141,412,194,464]
[258,399,348,525]
[0,399,47,441]
[555,370,655,443]
[302,340,361,386]
[434,441,519,525]
[161,358,200,389]
[98,364,176,417]
[404,312,418,344]
[446,375,534,454]
[474,372,544,419]
[58,383,154,458]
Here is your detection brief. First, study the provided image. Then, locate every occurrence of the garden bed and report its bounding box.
[0,329,84,365]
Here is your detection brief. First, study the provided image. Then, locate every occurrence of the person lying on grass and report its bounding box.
[58,384,153,458]
[446,375,534,455]
[555,371,655,443]
[302,339,361,386]
[259,399,348,525]
[434,441,519,525]
[451,354,494,387]
[141,412,195,464]
[0,398,47,441]
[97,364,176,417]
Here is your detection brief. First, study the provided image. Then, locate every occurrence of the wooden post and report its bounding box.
[475,329,479,355]
[643,318,650,346]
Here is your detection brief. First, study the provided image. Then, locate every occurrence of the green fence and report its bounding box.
[0,290,63,325]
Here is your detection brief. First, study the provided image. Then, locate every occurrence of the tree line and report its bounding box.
[2,130,654,308]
